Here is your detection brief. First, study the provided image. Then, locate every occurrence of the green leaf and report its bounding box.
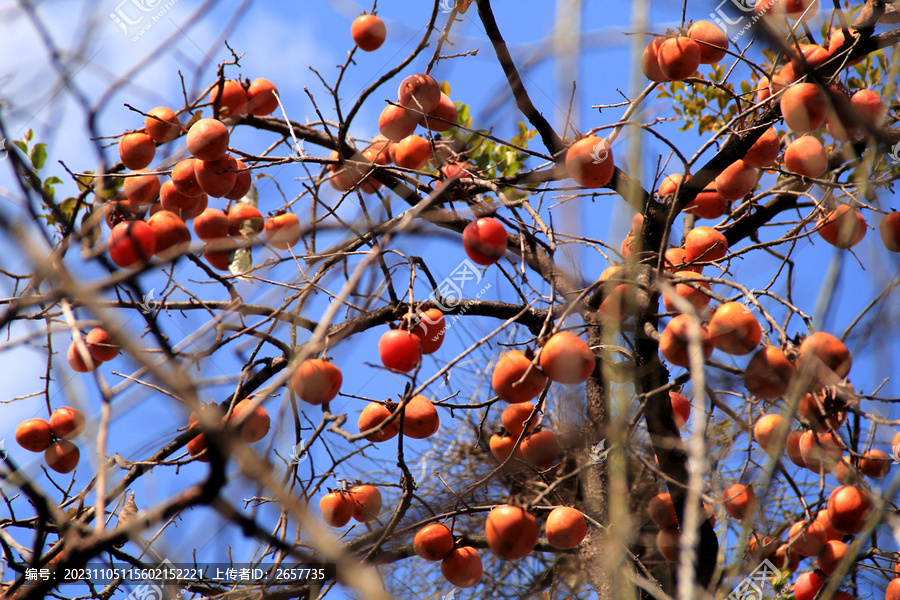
[24,129,33,142]
[31,143,47,170]
[13,141,27,154]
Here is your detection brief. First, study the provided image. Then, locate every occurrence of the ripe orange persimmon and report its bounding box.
[641,37,669,82]
[684,182,728,219]
[816,539,849,575]
[648,492,678,529]
[193,208,230,241]
[85,327,119,362]
[521,430,560,468]
[227,399,270,443]
[144,106,181,144]
[799,429,844,472]
[160,180,206,216]
[123,170,161,206]
[419,93,458,131]
[788,519,827,556]
[546,506,587,549]
[888,579,900,600]
[715,160,758,201]
[828,485,873,534]
[684,226,728,262]
[290,359,342,405]
[320,491,354,527]
[246,78,279,116]
[781,83,827,133]
[264,213,302,250]
[539,331,595,384]
[358,403,399,442]
[147,210,191,257]
[501,401,537,437]
[793,571,824,600]
[441,547,482,588]
[108,220,156,269]
[201,236,238,266]
[400,395,440,439]
[747,534,779,562]
[413,523,454,561]
[880,212,900,252]
[195,154,238,198]
[485,505,540,559]
[669,390,691,428]
[491,350,547,403]
[565,136,614,188]
[209,80,248,118]
[349,484,382,522]
[45,440,80,474]
[351,13,386,51]
[687,21,728,63]
[753,414,786,453]
[817,204,866,249]
[664,247,702,273]
[378,104,417,141]
[489,434,523,462]
[859,449,890,478]
[227,203,264,238]
[744,345,795,399]
[774,543,801,572]
[722,483,756,520]
[378,329,422,372]
[171,158,203,197]
[410,308,445,354]
[708,302,762,355]
[656,529,679,561]
[118,132,155,170]
[16,418,53,452]
[833,457,859,485]
[662,274,711,314]
[658,36,701,81]
[186,118,230,161]
[50,407,86,440]
[743,126,781,168]
[462,217,507,266]
[393,135,433,170]
[398,74,441,113]
[784,136,827,178]
[67,340,96,373]
[223,159,252,200]
[659,314,714,368]
[798,331,852,389]
[786,429,807,467]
